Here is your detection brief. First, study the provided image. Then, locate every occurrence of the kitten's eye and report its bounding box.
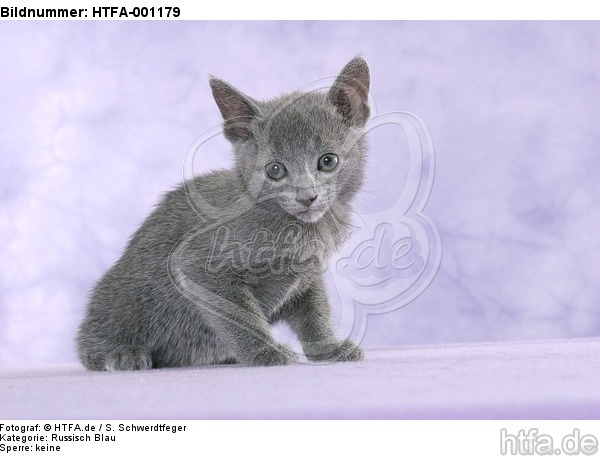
[265,162,287,180]
[318,153,339,172]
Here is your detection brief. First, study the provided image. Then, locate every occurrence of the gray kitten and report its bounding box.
[77,57,370,371]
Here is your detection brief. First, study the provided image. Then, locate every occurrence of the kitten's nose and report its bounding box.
[297,195,318,208]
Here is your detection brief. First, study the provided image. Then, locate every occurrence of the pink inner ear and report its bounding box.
[210,79,258,121]
[347,86,369,121]
[210,79,258,141]
[328,58,371,125]
[329,82,370,126]
[214,90,254,122]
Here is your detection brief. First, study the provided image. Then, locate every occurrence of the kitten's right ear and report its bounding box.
[327,57,370,127]
[209,78,260,142]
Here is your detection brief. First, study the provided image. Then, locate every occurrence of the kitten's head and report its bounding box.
[210,57,370,223]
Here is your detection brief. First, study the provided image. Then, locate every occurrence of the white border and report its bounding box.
[2,0,599,20]
[2,420,600,455]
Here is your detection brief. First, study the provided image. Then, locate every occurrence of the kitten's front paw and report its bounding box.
[104,347,152,371]
[251,344,299,367]
[307,339,364,363]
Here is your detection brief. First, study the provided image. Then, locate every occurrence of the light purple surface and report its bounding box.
[1,339,599,419]
[1,22,600,367]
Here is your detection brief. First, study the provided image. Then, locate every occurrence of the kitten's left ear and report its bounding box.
[209,78,261,142]
[327,56,370,127]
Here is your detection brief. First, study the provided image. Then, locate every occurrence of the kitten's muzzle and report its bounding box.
[296,194,318,208]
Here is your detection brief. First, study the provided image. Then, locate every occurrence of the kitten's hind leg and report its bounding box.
[179,278,297,366]
[104,347,153,371]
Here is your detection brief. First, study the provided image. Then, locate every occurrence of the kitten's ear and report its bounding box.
[209,78,260,142]
[327,57,370,127]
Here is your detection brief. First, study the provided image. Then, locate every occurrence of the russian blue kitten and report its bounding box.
[77,57,370,371]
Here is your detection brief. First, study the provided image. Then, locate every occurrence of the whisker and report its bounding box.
[357,188,385,197]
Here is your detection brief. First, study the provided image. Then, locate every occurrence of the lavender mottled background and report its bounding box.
[1,21,599,367]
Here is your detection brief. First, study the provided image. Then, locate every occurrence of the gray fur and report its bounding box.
[77,57,370,371]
